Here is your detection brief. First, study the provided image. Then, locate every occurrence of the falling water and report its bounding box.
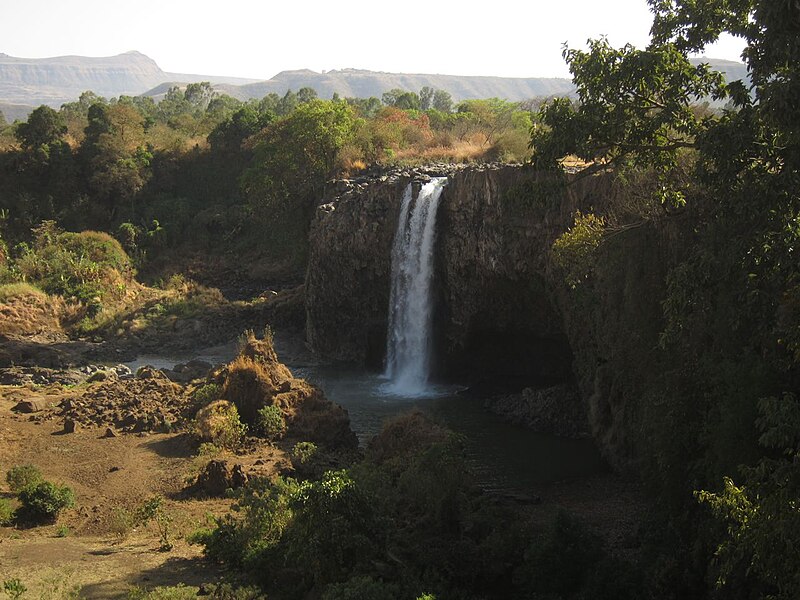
[384,177,447,396]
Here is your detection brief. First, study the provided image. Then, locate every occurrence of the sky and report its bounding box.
[3,0,746,80]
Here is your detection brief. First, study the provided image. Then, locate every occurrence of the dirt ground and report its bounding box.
[0,385,263,599]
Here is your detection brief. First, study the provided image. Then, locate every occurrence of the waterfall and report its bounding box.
[384,177,447,396]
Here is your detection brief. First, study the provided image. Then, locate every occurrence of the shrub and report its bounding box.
[551,210,606,287]
[195,400,248,450]
[291,441,318,464]
[198,476,299,569]
[15,222,134,314]
[193,383,222,407]
[17,480,75,522]
[126,584,197,600]
[284,470,379,585]
[197,583,268,600]
[515,510,604,598]
[257,404,286,439]
[6,464,44,492]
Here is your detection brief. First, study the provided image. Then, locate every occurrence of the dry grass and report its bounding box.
[0,282,47,302]
[0,284,76,336]
[392,139,490,164]
[222,355,278,425]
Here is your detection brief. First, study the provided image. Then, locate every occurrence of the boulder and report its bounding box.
[13,399,49,413]
[191,459,248,497]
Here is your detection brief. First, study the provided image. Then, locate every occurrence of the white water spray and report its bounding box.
[384,177,447,396]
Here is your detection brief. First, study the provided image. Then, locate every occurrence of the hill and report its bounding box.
[0,51,261,116]
[0,51,748,120]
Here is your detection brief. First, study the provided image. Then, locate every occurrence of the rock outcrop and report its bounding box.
[220,332,358,450]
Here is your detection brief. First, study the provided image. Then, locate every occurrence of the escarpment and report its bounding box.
[305,164,685,469]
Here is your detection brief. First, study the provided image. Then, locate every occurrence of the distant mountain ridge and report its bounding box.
[0,51,748,122]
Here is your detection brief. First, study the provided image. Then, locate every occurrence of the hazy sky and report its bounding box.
[4,0,746,79]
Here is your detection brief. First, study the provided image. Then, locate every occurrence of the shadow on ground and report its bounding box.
[78,554,226,599]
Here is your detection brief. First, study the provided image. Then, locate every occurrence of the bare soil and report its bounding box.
[0,385,277,598]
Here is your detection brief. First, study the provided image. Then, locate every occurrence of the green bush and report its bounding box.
[257,404,286,439]
[284,470,379,586]
[551,210,606,287]
[14,221,133,314]
[6,464,44,492]
[126,584,197,600]
[193,383,222,407]
[195,400,248,451]
[198,583,268,599]
[291,441,318,464]
[198,476,299,569]
[17,480,75,522]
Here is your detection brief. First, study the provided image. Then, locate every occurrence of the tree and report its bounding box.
[277,90,298,116]
[530,2,800,595]
[81,103,151,215]
[184,81,216,112]
[242,99,356,213]
[15,105,68,153]
[157,86,191,121]
[346,96,382,118]
[419,86,435,110]
[530,38,725,203]
[381,88,405,107]
[209,105,273,153]
[432,89,453,113]
[381,88,420,110]
[297,87,318,104]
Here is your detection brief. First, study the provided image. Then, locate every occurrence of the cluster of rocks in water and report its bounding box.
[484,383,589,439]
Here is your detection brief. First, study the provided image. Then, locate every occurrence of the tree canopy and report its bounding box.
[532,1,800,597]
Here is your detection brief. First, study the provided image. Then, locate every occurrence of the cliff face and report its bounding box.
[0,52,166,105]
[305,176,411,368]
[305,165,681,468]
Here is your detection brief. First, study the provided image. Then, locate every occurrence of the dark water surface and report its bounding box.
[293,364,608,492]
[126,343,607,492]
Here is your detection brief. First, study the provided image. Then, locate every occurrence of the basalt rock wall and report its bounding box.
[305,164,682,469]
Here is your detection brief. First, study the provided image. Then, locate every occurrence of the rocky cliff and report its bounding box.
[305,164,684,469]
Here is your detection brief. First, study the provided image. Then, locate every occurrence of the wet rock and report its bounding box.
[163,359,213,383]
[87,369,117,383]
[135,365,167,380]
